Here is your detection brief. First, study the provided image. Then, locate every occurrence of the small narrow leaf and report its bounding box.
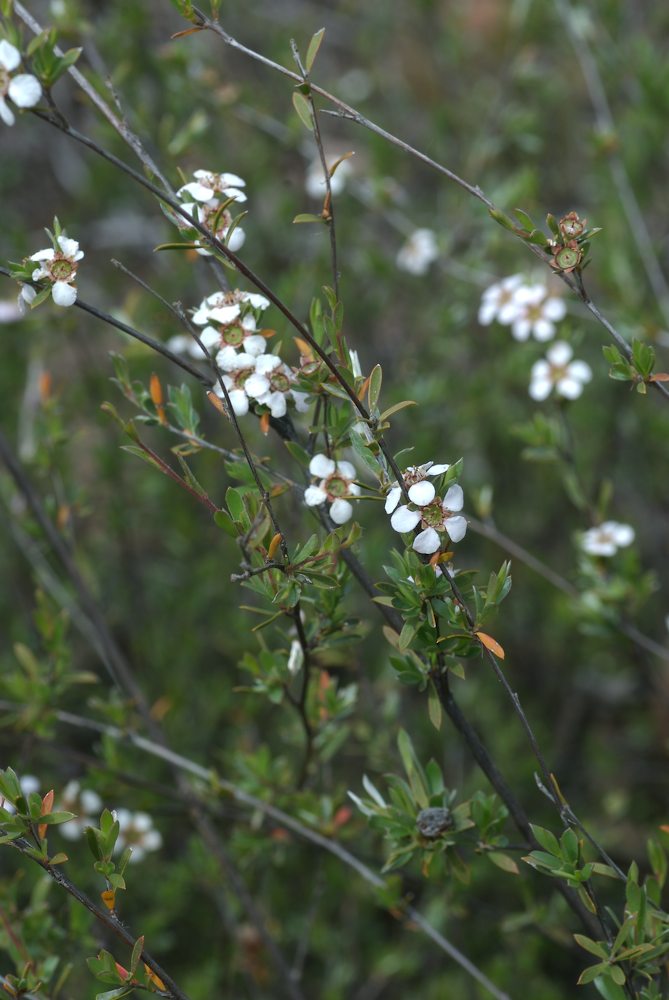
[368,364,383,411]
[305,27,325,72]
[427,685,442,730]
[475,631,505,659]
[292,91,314,130]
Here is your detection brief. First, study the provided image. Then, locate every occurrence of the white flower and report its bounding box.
[243,353,310,418]
[396,229,439,275]
[581,521,635,557]
[0,40,42,127]
[390,481,467,554]
[287,639,304,676]
[510,285,566,341]
[58,780,103,841]
[304,453,360,524]
[305,156,352,198]
[29,234,84,307]
[529,341,592,400]
[177,170,246,204]
[177,201,245,256]
[213,350,257,416]
[385,461,450,516]
[1,773,40,814]
[478,274,525,326]
[192,289,270,326]
[114,808,162,864]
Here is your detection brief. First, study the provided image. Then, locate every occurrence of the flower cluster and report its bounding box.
[479,274,566,342]
[529,342,592,401]
[168,289,272,359]
[581,521,634,558]
[304,453,360,524]
[19,234,84,308]
[175,169,247,255]
[396,229,439,276]
[58,780,103,840]
[387,461,466,554]
[0,40,41,127]
[114,808,163,864]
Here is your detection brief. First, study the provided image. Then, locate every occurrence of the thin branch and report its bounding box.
[13,1,174,194]
[7,836,189,1000]
[0,701,511,1000]
[554,0,669,326]
[193,9,669,403]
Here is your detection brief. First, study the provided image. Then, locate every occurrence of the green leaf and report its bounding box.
[593,977,627,1000]
[530,824,560,857]
[305,27,325,72]
[513,208,535,231]
[378,399,416,422]
[293,213,324,224]
[427,685,442,731]
[574,934,608,960]
[368,364,383,411]
[488,208,517,231]
[292,91,313,130]
[213,509,237,537]
[120,445,163,471]
[578,964,607,985]
[488,851,519,875]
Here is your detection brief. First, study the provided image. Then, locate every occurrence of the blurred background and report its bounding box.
[1,0,669,996]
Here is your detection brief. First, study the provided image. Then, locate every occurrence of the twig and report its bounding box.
[0,701,512,1000]
[7,836,189,1000]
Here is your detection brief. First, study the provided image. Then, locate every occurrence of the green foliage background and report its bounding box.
[1,0,668,996]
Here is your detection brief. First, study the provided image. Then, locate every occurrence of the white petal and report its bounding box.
[529,375,552,401]
[408,480,435,506]
[222,186,247,203]
[511,318,531,341]
[8,73,42,109]
[532,318,555,342]
[81,790,102,813]
[309,454,335,478]
[229,389,249,415]
[244,373,270,398]
[478,300,497,325]
[385,485,401,514]
[427,463,449,476]
[304,485,327,507]
[330,498,353,524]
[0,40,21,71]
[442,484,464,512]
[244,335,267,356]
[244,292,270,310]
[556,375,584,399]
[20,775,40,795]
[497,299,523,325]
[227,227,245,252]
[413,527,441,554]
[390,505,421,533]
[166,334,192,354]
[52,281,77,306]
[208,304,241,326]
[228,351,256,371]
[445,515,467,542]
[19,283,36,305]
[217,172,246,188]
[547,341,573,365]
[544,297,567,321]
[336,460,356,480]
[0,96,15,126]
[568,360,592,383]
[292,390,311,413]
[178,181,214,201]
[215,345,240,370]
[30,248,55,261]
[254,353,282,375]
[348,483,361,497]
[267,391,287,417]
[604,521,634,546]
[199,326,221,350]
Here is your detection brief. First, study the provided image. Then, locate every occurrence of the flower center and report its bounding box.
[221,323,244,347]
[49,257,75,281]
[324,473,350,499]
[269,370,290,393]
[233,368,253,390]
[421,499,445,530]
[203,206,232,236]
